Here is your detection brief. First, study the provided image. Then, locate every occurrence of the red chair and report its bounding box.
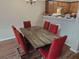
[12,26,33,56]
[43,21,50,30]
[38,35,67,59]
[49,23,58,34]
[23,21,31,28]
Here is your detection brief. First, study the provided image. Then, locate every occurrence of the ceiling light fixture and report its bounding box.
[25,0,37,4]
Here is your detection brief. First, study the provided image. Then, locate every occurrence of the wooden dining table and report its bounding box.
[20,26,59,49]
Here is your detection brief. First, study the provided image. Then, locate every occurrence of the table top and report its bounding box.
[20,26,59,49]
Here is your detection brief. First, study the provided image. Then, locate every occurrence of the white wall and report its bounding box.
[0,0,45,40]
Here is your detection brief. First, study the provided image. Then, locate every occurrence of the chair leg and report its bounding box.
[17,47,20,54]
[38,54,42,59]
[16,47,23,59]
[33,54,42,59]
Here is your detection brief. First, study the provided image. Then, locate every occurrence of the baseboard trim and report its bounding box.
[70,48,79,53]
[65,42,71,47]
[65,42,79,53]
[0,36,15,41]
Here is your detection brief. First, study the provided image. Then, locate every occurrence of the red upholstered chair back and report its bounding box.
[43,21,50,30]
[38,35,67,59]
[23,21,31,28]
[47,35,67,59]
[12,26,28,53]
[49,23,58,34]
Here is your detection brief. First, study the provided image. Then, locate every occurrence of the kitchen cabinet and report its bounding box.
[45,0,79,15]
[70,2,78,13]
[46,1,69,14]
[57,2,69,14]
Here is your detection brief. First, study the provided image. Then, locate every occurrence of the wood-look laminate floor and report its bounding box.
[0,39,79,59]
